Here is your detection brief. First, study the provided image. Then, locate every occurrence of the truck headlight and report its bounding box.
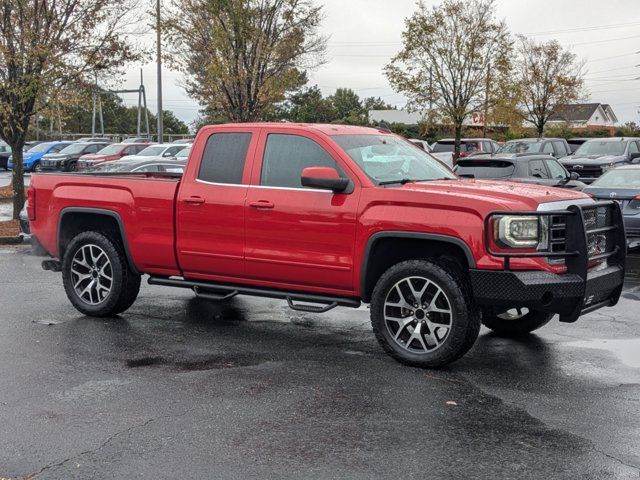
[601,163,616,172]
[494,215,540,248]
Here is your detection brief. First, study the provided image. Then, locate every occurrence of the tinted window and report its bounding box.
[198,133,252,184]
[629,142,639,154]
[51,144,68,153]
[432,142,455,153]
[85,144,101,154]
[261,134,337,188]
[454,160,515,179]
[497,141,543,154]
[163,146,182,157]
[529,159,549,178]
[546,159,567,179]
[553,141,567,156]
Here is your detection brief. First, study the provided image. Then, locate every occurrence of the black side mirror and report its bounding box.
[301,167,350,192]
[629,152,640,162]
[569,171,580,181]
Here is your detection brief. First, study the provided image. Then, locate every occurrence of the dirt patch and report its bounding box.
[0,219,19,238]
[0,184,13,200]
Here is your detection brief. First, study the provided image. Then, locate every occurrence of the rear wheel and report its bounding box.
[370,259,480,368]
[482,308,554,337]
[32,161,41,173]
[62,231,141,317]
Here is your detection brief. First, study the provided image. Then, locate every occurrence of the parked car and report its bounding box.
[408,139,431,152]
[559,137,640,184]
[583,165,640,249]
[431,138,500,167]
[74,137,113,144]
[567,138,590,154]
[454,154,585,190]
[8,141,73,172]
[171,138,195,144]
[0,143,11,171]
[496,138,571,158]
[86,158,186,174]
[122,137,153,144]
[40,142,112,172]
[76,143,149,171]
[29,123,625,369]
[122,143,190,161]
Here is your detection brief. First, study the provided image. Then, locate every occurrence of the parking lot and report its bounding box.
[0,244,638,479]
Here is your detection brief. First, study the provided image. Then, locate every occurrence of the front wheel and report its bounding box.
[482,308,554,337]
[370,259,480,368]
[62,231,141,317]
[32,161,42,173]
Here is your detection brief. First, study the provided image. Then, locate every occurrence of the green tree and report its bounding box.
[284,85,337,123]
[329,88,364,123]
[0,0,139,218]
[385,0,510,162]
[363,97,394,111]
[164,0,327,122]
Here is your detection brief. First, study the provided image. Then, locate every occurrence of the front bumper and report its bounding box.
[39,160,67,171]
[470,265,625,322]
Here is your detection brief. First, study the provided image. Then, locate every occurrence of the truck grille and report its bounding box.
[565,165,602,179]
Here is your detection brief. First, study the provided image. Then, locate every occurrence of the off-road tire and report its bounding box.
[482,309,554,337]
[371,259,481,368]
[62,231,141,317]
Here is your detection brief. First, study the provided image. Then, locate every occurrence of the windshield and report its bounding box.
[591,169,640,188]
[136,146,166,156]
[332,134,455,184]
[176,148,190,158]
[455,160,515,179]
[96,144,125,155]
[496,141,543,154]
[574,140,626,156]
[59,143,89,154]
[28,143,56,153]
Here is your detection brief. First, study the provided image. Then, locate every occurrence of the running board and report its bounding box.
[147,276,361,312]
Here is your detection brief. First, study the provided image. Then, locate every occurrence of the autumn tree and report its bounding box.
[385,0,510,161]
[514,36,585,138]
[0,0,140,219]
[164,0,327,123]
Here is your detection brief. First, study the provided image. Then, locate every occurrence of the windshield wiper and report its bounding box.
[378,178,451,186]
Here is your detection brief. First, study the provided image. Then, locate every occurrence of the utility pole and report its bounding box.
[482,62,490,138]
[156,0,164,143]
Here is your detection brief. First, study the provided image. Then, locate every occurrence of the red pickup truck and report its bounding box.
[28,123,627,368]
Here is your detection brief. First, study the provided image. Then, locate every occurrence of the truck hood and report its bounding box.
[400,179,588,211]
[561,154,626,165]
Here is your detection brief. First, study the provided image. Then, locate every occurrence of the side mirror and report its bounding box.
[630,152,640,161]
[569,171,580,181]
[301,166,349,192]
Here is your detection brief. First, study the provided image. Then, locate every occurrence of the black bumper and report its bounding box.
[470,265,625,322]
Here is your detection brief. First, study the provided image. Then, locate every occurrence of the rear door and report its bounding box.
[176,127,259,280]
[244,129,360,293]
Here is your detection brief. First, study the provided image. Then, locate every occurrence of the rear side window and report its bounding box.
[432,142,455,153]
[198,133,252,184]
[455,160,515,179]
[552,141,568,157]
[261,134,338,188]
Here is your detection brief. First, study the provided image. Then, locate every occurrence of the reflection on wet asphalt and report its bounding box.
[0,246,638,479]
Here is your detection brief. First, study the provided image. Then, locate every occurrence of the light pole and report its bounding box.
[156,0,163,143]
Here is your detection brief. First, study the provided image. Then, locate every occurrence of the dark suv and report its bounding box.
[496,138,571,158]
[431,138,500,167]
[454,154,585,190]
[559,137,640,183]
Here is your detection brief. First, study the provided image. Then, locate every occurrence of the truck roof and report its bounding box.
[209,122,391,136]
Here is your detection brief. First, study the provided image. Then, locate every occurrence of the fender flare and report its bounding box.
[360,231,477,300]
[57,207,140,274]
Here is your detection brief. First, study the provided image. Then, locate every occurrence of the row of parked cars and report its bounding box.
[409,136,640,250]
[0,137,193,174]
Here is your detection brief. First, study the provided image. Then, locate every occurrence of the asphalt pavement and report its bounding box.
[0,245,639,479]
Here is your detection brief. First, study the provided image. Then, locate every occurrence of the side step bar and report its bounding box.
[148,276,361,313]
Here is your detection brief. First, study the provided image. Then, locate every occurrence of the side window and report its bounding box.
[552,141,567,157]
[163,146,179,157]
[546,159,567,179]
[261,134,339,188]
[129,145,143,155]
[198,132,252,184]
[86,144,100,154]
[529,159,549,178]
[52,144,66,152]
[629,142,639,154]
[542,142,554,155]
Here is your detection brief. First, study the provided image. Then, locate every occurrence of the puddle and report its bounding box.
[567,338,640,369]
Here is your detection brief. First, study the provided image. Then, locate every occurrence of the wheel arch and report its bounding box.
[360,232,476,303]
[57,207,139,274]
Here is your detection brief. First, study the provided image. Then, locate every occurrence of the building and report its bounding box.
[547,103,618,132]
[369,109,488,127]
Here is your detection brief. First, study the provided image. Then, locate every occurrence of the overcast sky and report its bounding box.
[122,0,640,128]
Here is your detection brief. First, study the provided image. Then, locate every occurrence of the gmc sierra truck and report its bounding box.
[28,124,627,368]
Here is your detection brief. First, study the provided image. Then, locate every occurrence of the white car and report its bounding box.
[121,143,189,162]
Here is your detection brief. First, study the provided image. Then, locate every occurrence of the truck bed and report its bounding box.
[30,172,182,276]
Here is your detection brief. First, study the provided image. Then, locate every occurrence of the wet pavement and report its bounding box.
[0,246,639,479]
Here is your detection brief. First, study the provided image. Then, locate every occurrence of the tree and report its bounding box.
[329,88,364,123]
[514,36,585,138]
[385,0,510,162]
[282,85,337,123]
[164,0,327,123]
[363,97,394,111]
[0,0,139,219]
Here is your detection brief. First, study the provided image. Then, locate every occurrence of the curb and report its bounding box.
[0,236,23,245]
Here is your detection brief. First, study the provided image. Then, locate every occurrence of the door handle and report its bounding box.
[183,196,205,205]
[249,200,275,209]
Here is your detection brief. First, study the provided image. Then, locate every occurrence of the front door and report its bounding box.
[244,130,360,294]
[176,129,258,280]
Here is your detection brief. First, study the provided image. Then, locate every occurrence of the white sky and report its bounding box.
[122,0,640,127]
